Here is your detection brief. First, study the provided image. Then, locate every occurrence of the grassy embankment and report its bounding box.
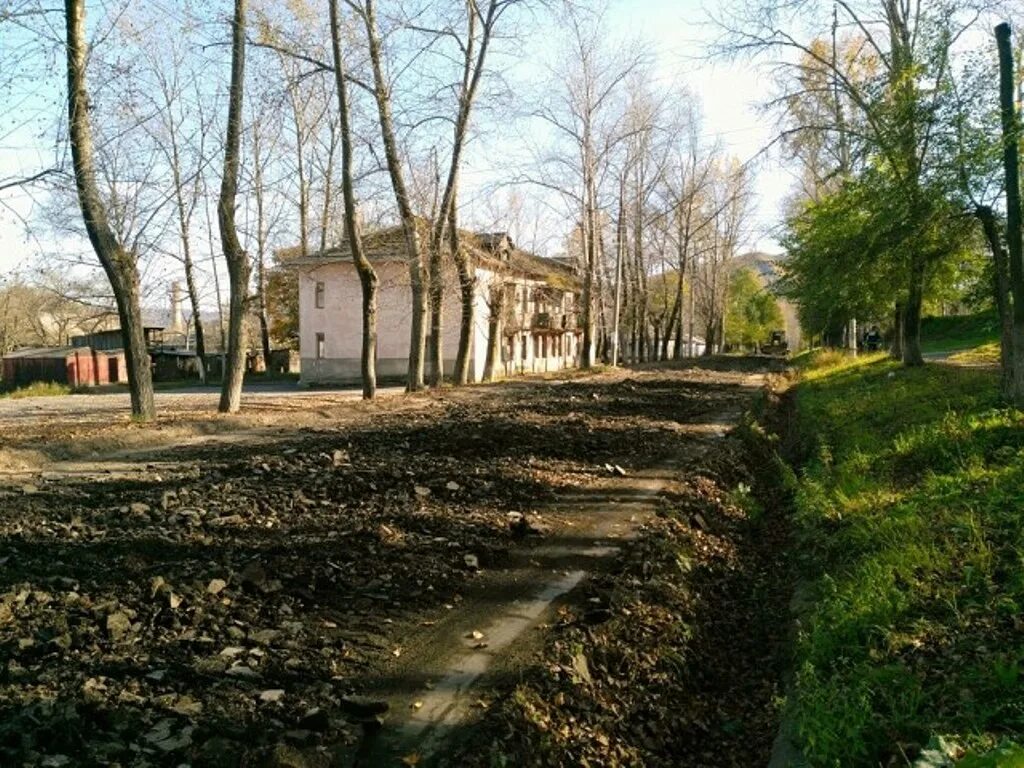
[787,349,1024,765]
[920,311,1000,357]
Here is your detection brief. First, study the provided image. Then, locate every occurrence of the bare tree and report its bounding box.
[65,0,154,419]
[533,3,643,368]
[347,0,428,391]
[330,0,378,398]
[218,0,250,413]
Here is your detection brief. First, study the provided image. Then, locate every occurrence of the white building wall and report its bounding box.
[300,259,470,385]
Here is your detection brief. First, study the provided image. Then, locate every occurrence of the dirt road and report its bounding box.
[0,360,773,767]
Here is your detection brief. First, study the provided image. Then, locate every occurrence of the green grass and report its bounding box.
[0,381,73,399]
[921,311,1000,354]
[788,353,1024,766]
[949,342,1001,367]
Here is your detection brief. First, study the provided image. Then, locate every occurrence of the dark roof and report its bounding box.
[3,346,82,359]
[285,222,580,290]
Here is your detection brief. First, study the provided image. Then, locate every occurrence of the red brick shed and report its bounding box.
[1,346,128,389]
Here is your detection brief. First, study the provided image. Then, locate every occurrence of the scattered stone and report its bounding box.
[207,578,228,595]
[445,481,461,491]
[463,554,480,571]
[414,485,431,497]
[332,449,350,467]
[225,664,261,680]
[129,502,151,515]
[260,689,286,703]
[105,612,132,641]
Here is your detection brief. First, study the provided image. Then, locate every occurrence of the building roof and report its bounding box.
[3,346,83,359]
[283,221,580,291]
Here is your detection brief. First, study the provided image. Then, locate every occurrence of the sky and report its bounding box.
[607,0,790,252]
[0,0,793,283]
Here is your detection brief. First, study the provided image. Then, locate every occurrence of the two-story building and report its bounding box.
[291,224,582,385]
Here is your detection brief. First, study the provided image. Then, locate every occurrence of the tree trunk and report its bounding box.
[427,243,444,386]
[482,284,505,382]
[330,0,377,399]
[662,288,680,360]
[362,0,425,391]
[164,90,207,383]
[65,0,154,420]
[997,22,1024,404]
[252,119,273,374]
[451,202,474,385]
[977,205,1015,394]
[217,0,249,414]
[892,302,905,361]
[903,257,925,366]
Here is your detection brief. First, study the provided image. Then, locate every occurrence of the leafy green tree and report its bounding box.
[724,268,784,349]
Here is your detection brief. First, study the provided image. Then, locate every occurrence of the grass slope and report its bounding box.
[920,311,1000,354]
[788,351,1024,766]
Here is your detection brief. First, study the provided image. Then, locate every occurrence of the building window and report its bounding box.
[315,281,325,308]
[316,332,325,359]
[522,287,530,315]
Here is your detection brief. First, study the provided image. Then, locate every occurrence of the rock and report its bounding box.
[170,695,203,717]
[570,651,592,685]
[913,736,957,768]
[297,707,330,732]
[41,757,72,767]
[160,490,177,510]
[105,612,132,641]
[240,560,267,588]
[413,485,431,497]
[207,578,228,595]
[332,449,350,467]
[260,689,286,703]
[145,719,194,752]
[445,481,461,491]
[209,514,245,527]
[252,628,281,645]
[20,484,39,495]
[225,664,261,680]
[268,742,326,766]
[463,554,480,571]
[689,513,709,532]
[129,502,151,515]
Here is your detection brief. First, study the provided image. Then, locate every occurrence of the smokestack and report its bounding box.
[170,282,184,333]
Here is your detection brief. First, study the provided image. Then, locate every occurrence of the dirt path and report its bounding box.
[345,376,762,766]
[0,359,772,768]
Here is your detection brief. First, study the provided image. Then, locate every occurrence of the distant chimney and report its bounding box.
[170,282,185,332]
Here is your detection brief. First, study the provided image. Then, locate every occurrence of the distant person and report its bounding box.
[865,325,883,351]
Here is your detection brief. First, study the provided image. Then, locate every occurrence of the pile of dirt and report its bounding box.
[0,367,759,766]
[446,431,794,768]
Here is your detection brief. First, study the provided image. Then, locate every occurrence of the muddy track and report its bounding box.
[0,359,773,767]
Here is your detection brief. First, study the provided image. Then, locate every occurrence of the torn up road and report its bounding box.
[0,359,778,767]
